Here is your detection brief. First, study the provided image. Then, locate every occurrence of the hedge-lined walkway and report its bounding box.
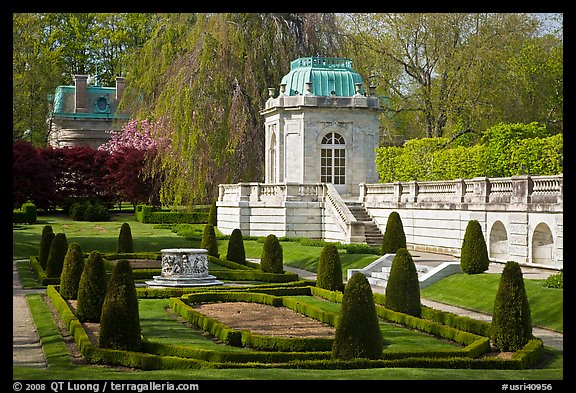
[13,260,47,367]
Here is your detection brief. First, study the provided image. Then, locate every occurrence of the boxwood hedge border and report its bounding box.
[45,283,544,371]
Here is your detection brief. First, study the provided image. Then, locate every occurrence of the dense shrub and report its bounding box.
[375,122,562,182]
[316,244,344,292]
[460,220,490,274]
[99,259,141,351]
[201,224,219,258]
[384,248,422,317]
[208,201,217,226]
[45,233,68,278]
[59,242,85,300]
[69,199,111,221]
[226,228,246,265]
[332,273,383,360]
[491,261,533,352]
[117,222,134,253]
[543,271,563,289]
[39,225,55,270]
[76,251,108,323]
[13,201,37,224]
[260,234,283,274]
[382,211,406,255]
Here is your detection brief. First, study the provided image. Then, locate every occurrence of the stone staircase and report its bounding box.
[345,201,383,248]
[347,254,462,289]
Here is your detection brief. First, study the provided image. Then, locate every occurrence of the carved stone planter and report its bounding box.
[145,248,223,287]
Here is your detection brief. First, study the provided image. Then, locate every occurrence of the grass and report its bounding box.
[421,273,563,332]
[13,290,564,381]
[12,213,564,381]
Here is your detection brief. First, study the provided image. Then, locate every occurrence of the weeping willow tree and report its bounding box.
[120,13,341,205]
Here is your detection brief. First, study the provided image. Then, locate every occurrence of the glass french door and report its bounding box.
[321,132,346,192]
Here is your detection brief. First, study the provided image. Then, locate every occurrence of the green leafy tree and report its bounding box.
[460,220,490,274]
[341,13,562,140]
[201,224,219,258]
[491,261,533,351]
[45,233,68,278]
[384,248,422,317]
[382,211,406,255]
[59,242,85,300]
[316,244,344,292]
[117,222,134,253]
[99,259,141,351]
[76,251,108,323]
[39,225,55,270]
[226,228,246,265]
[332,272,383,360]
[260,234,283,274]
[121,13,341,205]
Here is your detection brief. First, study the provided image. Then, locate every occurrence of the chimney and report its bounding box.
[73,74,88,113]
[115,76,125,100]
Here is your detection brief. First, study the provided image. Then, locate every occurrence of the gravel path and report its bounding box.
[12,260,47,368]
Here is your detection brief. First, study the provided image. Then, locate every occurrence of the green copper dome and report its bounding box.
[280,57,365,97]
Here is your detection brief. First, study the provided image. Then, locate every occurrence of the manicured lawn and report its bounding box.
[14,294,564,381]
[12,213,564,381]
[420,273,563,332]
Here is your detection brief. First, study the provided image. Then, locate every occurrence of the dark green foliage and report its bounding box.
[208,201,217,226]
[332,273,383,360]
[39,225,55,270]
[59,242,85,300]
[45,233,68,278]
[76,251,108,323]
[69,199,111,221]
[226,228,246,265]
[117,222,134,253]
[491,261,533,352]
[201,224,219,258]
[99,259,141,351]
[460,220,490,274]
[260,234,283,274]
[384,248,422,317]
[382,211,406,254]
[316,244,344,292]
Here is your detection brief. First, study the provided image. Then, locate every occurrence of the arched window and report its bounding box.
[321,132,346,186]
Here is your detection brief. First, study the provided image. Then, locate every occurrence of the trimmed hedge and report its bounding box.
[316,244,344,292]
[45,233,69,278]
[117,223,134,253]
[39,225,55,270]
[460,220,490,274]
[12,201,37,224]
[46,284,544,371]
[384,248,422,317]
[59,242,85,300]
[382,212,406,255]
[135,204,208,224]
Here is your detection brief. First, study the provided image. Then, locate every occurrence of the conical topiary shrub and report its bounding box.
[260,234,283,274]
[201,224,219,258]
[316,244,344,292]
[117,222,134,253]
[226,228,246,265]
[45,233,68,278]
[208,201,217,227]
[76,251,108,323]
[59,242,85,300]
[39,225,55,270]
[460,220,490,274]
[382,211,406,255]
[384,248,422,317]
[332,272,383,360]
[491,261,533,352]
[99,259,141,351]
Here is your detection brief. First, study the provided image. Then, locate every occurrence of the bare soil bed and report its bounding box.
[192,302,336,338]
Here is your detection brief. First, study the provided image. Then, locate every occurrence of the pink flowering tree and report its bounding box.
[99,119,168,207]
